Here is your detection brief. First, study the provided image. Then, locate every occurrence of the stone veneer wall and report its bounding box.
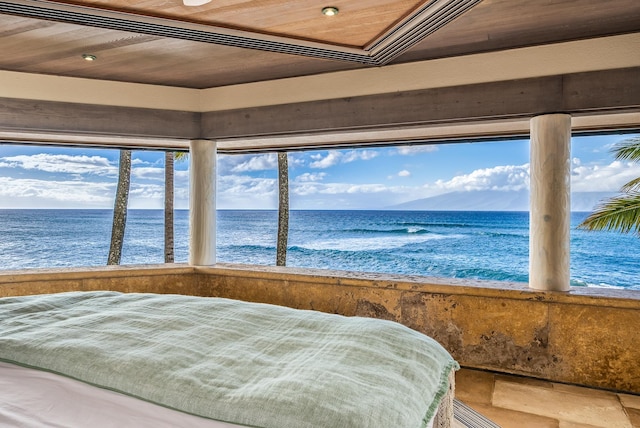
[0,265,199,297]
[196,264,640,394]
[1,264,639,393]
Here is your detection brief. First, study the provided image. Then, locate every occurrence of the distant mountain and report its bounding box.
[388,190,616,211]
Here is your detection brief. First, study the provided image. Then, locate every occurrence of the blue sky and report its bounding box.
[0,133,638,210]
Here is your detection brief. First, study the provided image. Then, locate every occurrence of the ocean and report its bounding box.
[0,210,638,290]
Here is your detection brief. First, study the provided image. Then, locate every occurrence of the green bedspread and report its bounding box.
[0,291,457,428]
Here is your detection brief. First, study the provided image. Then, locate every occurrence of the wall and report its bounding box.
[1,264,639,393]
[197,264,640,393]
[0,265,198,297]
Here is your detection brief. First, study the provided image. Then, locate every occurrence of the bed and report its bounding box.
[0,291,458,427]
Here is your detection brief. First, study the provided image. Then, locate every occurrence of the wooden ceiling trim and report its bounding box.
[0,0,480,65]
[215,112,640,154]
[0,130,191,150]
[367,0,481,63]
[563,68,640,112]
[199,34,640,112]
[200,68,640,140]
[215,119,534,153]
[0,71,201,111]
[202,77,565,138]
[3,111,637,154]
[0,97,201,138]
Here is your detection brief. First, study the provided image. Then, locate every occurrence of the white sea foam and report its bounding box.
[585,282,625,290]
[297,234,463,252]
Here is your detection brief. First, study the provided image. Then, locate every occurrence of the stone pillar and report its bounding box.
[189,139,216,266]
[529,114,571,291]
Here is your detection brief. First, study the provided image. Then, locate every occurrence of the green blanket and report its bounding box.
[0,291,457,428]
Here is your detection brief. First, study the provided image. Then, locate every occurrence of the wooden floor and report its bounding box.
[455,368,640,428]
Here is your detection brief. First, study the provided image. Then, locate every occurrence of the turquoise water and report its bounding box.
[0,209,638,289]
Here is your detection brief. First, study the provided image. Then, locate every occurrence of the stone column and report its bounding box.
[529,114,571,291]
[189,139,216,266]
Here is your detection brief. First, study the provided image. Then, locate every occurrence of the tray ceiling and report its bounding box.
[0,0,482,64]
[30,0,428,47]
[0,0,638,88]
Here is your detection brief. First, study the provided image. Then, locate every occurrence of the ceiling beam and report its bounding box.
[0,98,200,139]
[0,68,637,152]
[201,68,640,139]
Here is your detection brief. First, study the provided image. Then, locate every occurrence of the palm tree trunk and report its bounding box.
[164,151,175,263]
[108,149,131,265]
[276,152,289,266]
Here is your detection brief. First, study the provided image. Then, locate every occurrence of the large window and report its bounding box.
[1,133,639,290]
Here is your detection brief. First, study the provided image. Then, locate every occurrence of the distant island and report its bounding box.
[387,190,615,211]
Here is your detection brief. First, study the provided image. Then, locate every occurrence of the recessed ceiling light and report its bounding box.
[82,54,97,61]
[321,6,339,16]
[183,0,211,6]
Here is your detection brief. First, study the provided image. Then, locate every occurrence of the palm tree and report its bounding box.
[276,152,289,266]
[578,137,640,235]
[108,149,131,265]
[164,151,188,263]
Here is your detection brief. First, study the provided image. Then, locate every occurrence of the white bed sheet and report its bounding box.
[0,362,242,428]
[0,361,436,428]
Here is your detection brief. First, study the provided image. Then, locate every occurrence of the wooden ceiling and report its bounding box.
[0,0,638,88]
[37,0,428,47]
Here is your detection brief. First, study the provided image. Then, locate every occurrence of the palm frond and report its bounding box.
[612,137,640,162]
[175,152,189,161]
[578,192,640,235]
[621,177,640,193]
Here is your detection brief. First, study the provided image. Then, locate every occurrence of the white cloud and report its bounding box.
[218,174,275,194]
[290,180,420,209]
[292,182,387,196]
[322,183,388,195]
[309,152,343,169]
[132,166,164,181]
[0,154,116,176]
[398,170,411,177]
[572,160,640,192]
[0,176,185,209]
[429,164,530,192]
[225,154,277,173]
[419,158,640,195]
[129,183,164,199]
[132,158,149,165]
[295,172,326,182]
[216,175,277,209]
[286,154,307,168]
[175,170,190,179]
[343,150,378,162]
[396,145,438,155]
[0,177,114,208]
[309,150,378,169]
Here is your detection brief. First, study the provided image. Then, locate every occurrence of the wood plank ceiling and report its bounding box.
[32,0,428,47]
[0,0,639,88]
